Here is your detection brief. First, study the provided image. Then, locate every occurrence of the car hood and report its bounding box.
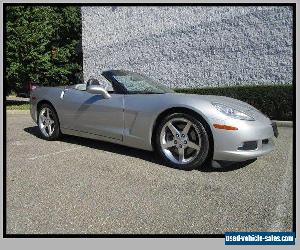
[172,93,271,122]
[194,95,256,111]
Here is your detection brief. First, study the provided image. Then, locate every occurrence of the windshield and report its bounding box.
[110,71,174,94]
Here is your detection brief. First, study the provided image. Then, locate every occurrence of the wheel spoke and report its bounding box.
[49,119,55,125]
[46,108,50,119]
[162,140,175,149]
[187,141,200,151]
[178,148,185,163]
[40,115,46,123]
[182,121,192,135]
[47,125,52,135]
[167,122,180,137]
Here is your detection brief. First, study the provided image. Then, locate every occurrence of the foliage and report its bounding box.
[175,85,293,121]
[6,6,82,94]
[6,103,30,110]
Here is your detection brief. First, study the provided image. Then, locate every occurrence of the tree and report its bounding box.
[6,6,83,94]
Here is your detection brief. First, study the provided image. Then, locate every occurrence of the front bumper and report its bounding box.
[212,120,276,161]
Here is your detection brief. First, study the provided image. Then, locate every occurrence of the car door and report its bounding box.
[60,87,124,141]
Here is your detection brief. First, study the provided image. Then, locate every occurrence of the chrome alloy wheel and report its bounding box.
[159,118,201,164]
[38,107,55,137]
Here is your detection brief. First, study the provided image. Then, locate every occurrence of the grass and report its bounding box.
[6,103,30,110]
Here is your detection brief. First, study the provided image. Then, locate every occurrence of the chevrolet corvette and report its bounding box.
[30,70,278,170]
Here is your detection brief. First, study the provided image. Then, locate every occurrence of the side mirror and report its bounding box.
[86,85,111,99]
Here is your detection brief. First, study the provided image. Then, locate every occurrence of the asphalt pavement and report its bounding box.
[6,113,293,234]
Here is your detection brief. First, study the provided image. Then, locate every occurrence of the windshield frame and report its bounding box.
[101,70,174,95]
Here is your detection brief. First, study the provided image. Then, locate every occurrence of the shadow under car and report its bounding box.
[24,126,256,172]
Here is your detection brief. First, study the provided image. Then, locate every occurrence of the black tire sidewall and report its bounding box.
[155,113,210,170]
[38,104,60,140]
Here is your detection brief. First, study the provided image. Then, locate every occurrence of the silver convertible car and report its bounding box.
[30,70,278,170]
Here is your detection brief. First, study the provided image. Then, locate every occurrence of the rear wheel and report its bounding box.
[155,113,210,170]
[38,104,60,140]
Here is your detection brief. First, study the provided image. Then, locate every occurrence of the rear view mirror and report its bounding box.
[86,85,111,99]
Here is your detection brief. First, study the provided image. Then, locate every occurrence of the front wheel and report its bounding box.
[155,113,210,170]
[38,104,61,140]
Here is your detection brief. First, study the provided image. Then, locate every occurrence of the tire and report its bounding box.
[37,103,61,140]
[155,113,210,170]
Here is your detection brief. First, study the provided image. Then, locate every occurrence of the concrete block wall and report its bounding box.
[81,6,293,88]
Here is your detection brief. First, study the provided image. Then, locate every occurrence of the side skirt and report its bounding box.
[60,127,153,152]
[60,127,122,144]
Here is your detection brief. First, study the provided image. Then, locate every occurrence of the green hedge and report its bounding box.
[174,85,293,121]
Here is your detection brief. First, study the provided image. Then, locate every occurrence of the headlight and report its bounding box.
[212,102,255,121]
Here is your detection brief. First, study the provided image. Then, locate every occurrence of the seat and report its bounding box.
[87,78,100,88]
[74,83,87,91]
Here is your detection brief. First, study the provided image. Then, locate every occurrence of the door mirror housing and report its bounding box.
[86,85,111,99]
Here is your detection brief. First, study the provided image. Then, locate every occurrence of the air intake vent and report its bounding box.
[238,141,258,150]
[262,139,269,144]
